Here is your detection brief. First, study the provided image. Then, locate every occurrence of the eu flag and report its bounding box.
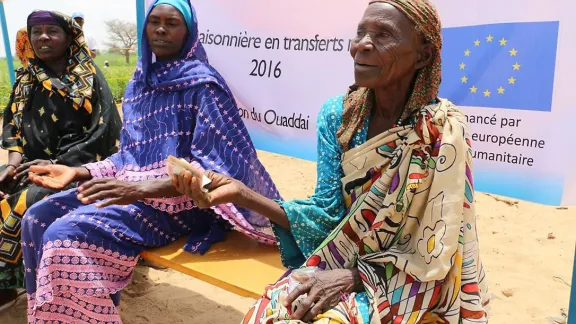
[439,21,559,112]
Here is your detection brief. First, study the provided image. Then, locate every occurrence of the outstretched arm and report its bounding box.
[173,169,290,228]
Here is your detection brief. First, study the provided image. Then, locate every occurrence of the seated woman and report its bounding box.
[0,11,121,308]
[22,0,279,322]
[173,0,490,322]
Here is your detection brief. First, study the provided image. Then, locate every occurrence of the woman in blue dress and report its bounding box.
[22,1,279,322]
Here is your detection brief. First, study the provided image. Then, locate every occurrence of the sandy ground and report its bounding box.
[0,150,574,324]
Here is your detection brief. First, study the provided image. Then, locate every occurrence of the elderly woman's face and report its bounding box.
[30,25,70,62]
[350,3,427,89]
[146,4,188,61]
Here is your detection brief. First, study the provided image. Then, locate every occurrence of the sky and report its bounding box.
[0,0,138,57]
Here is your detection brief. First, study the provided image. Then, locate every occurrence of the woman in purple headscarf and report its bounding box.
[0,10,121,309]
[22,1,280,322]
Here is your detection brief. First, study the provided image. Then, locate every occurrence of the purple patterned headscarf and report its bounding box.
[27,10,71,36]
[27,10,59,27]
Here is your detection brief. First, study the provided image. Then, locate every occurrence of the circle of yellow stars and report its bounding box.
[459,34,519,98]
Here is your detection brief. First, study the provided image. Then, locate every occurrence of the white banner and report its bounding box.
[144,0,575,206]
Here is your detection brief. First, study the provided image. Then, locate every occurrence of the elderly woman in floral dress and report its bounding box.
[173,0,490,323]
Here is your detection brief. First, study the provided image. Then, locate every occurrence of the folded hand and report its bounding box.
[284,269,361,321]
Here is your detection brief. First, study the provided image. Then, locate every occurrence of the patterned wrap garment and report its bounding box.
[0,11,121,290]
[243,1,490,323]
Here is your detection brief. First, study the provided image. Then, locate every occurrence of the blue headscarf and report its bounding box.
[116,0,281,253]
[137,0,209,88]
[153,0,193,31]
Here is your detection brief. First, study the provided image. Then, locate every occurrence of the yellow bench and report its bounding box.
[140,231,286,299]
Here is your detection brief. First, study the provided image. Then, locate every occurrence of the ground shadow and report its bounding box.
[120,265,251,324]
[0,265,250,324]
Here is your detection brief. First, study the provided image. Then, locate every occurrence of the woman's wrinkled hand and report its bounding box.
[172,169,246,208]
[77,178,146,208]
[284,269,361,322]
[29,164,77,190]
[14,159,52,182]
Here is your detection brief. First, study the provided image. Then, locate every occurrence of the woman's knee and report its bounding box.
[21,199,60,237]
